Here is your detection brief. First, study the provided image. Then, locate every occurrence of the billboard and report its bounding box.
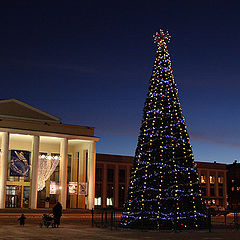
[10,150,30,177]
[79,182,87,195]
[68,182,78,195]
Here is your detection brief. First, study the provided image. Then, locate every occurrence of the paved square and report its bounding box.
[0,223,239,240]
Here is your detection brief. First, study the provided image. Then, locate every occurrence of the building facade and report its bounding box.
[0,99,235,211]
[95,154,132,209]
[0,99,99,210]
[197,161,227,209]
[227,161,240,210]
[95,154,228,209]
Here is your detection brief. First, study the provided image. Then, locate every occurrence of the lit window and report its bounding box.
[107,197,114,206]
[94,197,101,206]
[218,176,223,184]
[231,187,234,191]
[210,176,215,184]
[201,175,206,184]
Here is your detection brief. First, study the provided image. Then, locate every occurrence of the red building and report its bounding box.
[227,161,240,210]
[95,154,132,208]
[197,161,227,209]
[95,153,228,209]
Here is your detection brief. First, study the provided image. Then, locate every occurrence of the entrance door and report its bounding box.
[6,195,18,208]
[23,186,30,208]
[6,186,21,208]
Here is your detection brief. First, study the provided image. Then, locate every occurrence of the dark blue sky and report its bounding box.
[1,1,240,163]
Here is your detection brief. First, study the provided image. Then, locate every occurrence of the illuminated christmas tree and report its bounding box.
[120,30,207,229]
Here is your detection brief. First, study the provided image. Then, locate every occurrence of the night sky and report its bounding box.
[1,1,240,164]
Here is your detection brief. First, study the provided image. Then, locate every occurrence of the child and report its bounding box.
[18,214,26,226]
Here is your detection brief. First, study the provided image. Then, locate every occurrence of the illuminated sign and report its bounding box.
[50,181,57,194]
[69,182,78,195]
[79,182,87,195]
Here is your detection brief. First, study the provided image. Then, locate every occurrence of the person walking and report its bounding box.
[52,202,62,228]
[18,214,26,226]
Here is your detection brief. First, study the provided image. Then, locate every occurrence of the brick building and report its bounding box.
[95,154,132,208]
[95,153,228,209]
[197,161,227,209]
[227,161,240,210]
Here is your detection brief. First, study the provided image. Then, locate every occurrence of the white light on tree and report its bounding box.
[38,155,60,191]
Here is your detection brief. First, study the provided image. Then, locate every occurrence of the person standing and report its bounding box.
[18,214,26,226]
[52,202,62,228]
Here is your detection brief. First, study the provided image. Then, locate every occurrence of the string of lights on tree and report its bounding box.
[120,30,207,230]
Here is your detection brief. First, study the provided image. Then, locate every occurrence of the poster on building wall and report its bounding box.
[79,182,87,195]
[68,182,78,195]
[10,150,30,177]
[50,181,57,194]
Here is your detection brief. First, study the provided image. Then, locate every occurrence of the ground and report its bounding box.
[0,224,239,240]
[0,211,239,239]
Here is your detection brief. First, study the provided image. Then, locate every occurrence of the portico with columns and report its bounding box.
[0,99,99,210]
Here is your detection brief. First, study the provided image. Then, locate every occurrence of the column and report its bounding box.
[0,132,9,208]
[87,141,96,210]
[70,152,79,208]
[30,135,40,209]
[223,171,227,208]
[215,171,219,205]
[114,164,119,208]
[78,149,86,208]
[59,138,68,209]
[206,170,210,200]
[125,165,131,201]
[102,163,107,208]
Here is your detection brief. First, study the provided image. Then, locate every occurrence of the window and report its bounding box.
[210,176,215,184]
[96,168,103,182]
[107,169,114,182]
[218,176,223,184]
[95,184,102,199]
[107,197,113,206]
[218,188,223,197]
[50,153,60,183]
[119,185,125,208]
[201,187,207,196]
[107,184,114,206]
[201,175,206,184]
[6,185,19,195]
[95,197,101,206]
[210,187,215,196]
[5,186,20,208]
[119,169,126,183]
[23,186,30,208]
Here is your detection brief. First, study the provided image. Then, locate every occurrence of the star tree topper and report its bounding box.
[153,29,171,45]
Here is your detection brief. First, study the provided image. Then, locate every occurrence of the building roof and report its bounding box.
[0,99,60,123]
[196,161,227,170]
[96,153,134,164]
[96,154,228,170]
[0,99,97,138]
